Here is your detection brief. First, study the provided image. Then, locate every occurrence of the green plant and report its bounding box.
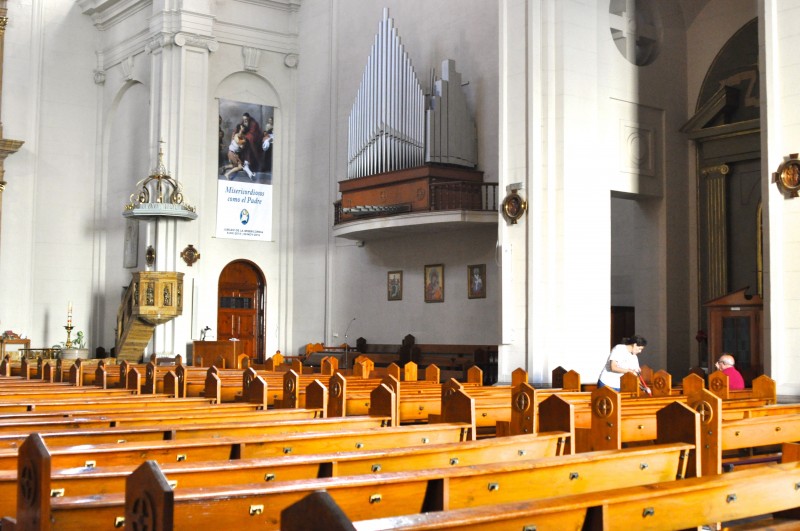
[73,331,86,349]
[52,330,87,350]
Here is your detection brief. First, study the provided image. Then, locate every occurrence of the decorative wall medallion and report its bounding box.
[145,246,156,267]
[180,244,201,267]
[502,189,527,224]
[773,153,800,198]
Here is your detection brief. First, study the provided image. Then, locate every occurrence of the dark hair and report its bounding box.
[622,335,647,347]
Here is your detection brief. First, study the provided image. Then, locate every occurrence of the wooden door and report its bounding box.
[218,261,265,362]
[705,288,762,386]
[610,306,635,349]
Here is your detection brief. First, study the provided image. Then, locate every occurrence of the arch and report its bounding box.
[217,259,267,363]
[696,18,759,122]
[215,71,283,109]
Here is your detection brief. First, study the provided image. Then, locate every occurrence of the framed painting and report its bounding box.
[388,270,403,301]
[424,264,444,303]
[468,264,486,299]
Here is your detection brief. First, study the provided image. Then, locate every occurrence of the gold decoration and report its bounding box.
[773,154,800,198]
[145,246,156,267]
[123,143,197,220]
[502,189,527,224]
[180,244,200,267]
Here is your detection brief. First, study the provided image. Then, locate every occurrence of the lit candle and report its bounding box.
[67,302,72,326]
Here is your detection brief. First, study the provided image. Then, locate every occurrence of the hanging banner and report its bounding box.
[216,99,275,241]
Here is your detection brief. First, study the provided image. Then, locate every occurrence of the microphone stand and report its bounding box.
[343,317,356,370]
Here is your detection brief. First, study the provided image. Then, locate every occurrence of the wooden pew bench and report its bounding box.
[0,420,472,470]
[0,385,136,402]
[0,395,238,414]
[300,459,800,531]
[572,379,781,453]
[115,439,693,529]
[172,365,245,399]
[13,437,694,529]
[317,366,484,422]
[1,430,571,521]
[177,365,316,405]
[405,343,498,384]
[0,403,320,435]
[693,387,800,475]
[0,414,390,449]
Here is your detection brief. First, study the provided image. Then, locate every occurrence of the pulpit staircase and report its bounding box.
[115,271,184,362]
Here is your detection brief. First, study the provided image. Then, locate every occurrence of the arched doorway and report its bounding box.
[681,18,761,373]
[218,260,266,363]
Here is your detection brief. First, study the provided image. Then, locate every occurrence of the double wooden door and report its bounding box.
[217,261,265,362]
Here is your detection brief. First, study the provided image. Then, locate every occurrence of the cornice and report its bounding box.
[78,0,150,31]
[79,0,300,29]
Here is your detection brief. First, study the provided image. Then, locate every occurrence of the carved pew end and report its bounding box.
[280,491,356,531]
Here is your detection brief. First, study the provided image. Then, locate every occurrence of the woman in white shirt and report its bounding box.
[598,335,647,391]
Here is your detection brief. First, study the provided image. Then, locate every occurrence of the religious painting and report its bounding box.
[424,264,444,303]
[387,270,403,301]
[467,264,486,299]
[215,99,275,241]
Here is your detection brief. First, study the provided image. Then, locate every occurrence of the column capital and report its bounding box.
[173,33,219,52]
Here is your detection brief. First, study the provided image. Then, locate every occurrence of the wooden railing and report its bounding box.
[334,181,498,224]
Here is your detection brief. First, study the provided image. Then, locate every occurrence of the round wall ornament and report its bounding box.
[773,153,800,198]
[180,244,200,267]
[502,189,527,224]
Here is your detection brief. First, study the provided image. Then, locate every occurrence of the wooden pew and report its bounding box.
[317,367,485,424]
[0,394,227,414]
[690,387,800,475]
[15,434,694,529]
[0,429,571,520]
[0,419,472,470]
[286,460,800,531]
[0,403,322,435]
[0,413,391,449]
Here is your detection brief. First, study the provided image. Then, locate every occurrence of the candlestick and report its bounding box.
[64,324,73,349]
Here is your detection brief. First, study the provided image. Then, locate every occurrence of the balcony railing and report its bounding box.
[334,181,498,225]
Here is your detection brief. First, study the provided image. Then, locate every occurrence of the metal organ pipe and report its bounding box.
[347,9,425,180]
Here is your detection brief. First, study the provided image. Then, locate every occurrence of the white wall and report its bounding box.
[0,1,98,348]
[293,0,501,353]
[329,227,499,346]
[0,0,300,359]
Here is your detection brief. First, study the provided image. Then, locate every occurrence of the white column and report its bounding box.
[762,0,800,396]
[145,8,217,358]
[500,0,611,384]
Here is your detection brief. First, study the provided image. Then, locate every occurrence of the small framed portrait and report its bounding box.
[424,264,445,303]
[387,270,403,301]
[468,264,486,299]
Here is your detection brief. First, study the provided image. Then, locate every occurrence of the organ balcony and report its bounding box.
[332,164,498,242]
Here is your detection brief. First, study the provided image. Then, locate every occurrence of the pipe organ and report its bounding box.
[426,59,477,167]
[347,8,477,180]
